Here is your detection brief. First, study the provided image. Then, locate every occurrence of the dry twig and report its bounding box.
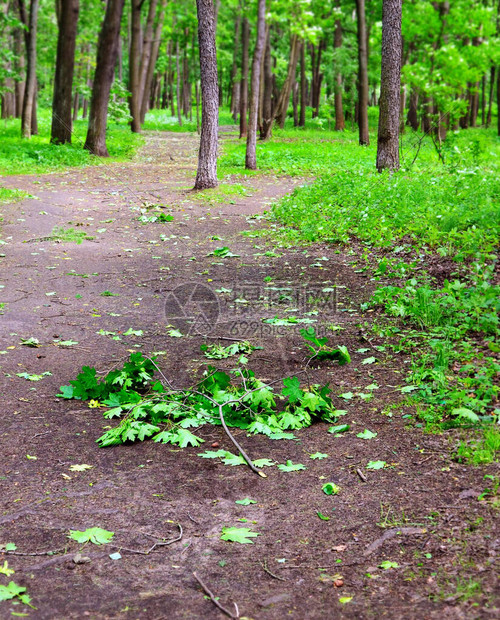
[193,571,239,619]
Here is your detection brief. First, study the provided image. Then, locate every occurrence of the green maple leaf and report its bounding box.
[68,527,114,545]
[0,581,26,602]
[221,452,246,466]
[197,449,227,459]
[357,429,377,440]
[322,482,340,495]
[220,527,260,544]
[277,460,306,472]
[310,452,328,460]
[235,498,257,505]
[328,424,350,435]
[379,561,399,570]
[253,458,275,467]
[366,460,386,470]
[172,428,204,448]
[282,377,303,403]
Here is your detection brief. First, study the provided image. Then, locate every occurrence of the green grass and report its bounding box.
[0,109,141,175]
[218,120,500,460]
[0,186,29,204]
[143,107,236,133]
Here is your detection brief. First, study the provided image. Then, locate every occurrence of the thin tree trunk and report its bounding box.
[230,7,241,119]
[260,25,273,139]
[176,39,182,126]
[376,0,402,172]
[299,39,306,127]
[245,0,265,170]
[18,0,39,139]
[274,33,300,128]
[129,0,142,133]
[140,0,167,123]
[194,0,218,189]
[486,66,495,127]
[14,26,25,118]
[51,0,80,144]
[239,16,250,138]
[356,0,369,145]
[84,0,125,156]
[310,41,324,118]
[406,89,418,129]
[137,0,159,117]
[333,14,344,131]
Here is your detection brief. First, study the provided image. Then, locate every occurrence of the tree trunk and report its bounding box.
[274,33,300,128]
[129,0,142,133]
[239,16,250,138]
[14,26,25,118]
[194,0,219,189]
[230,8,241,120]
[137,0,159,119]
[84,0,125,156]
[333,15,344,131]
[176,39,182,126]
[19,0,39,139]
[140,0,167,123]
[406,89,418,129]
[260,25,273,139]
[310,41,324,118]
[486,66,495,127]
[50,0,80,144]
[299,39,306,127]
[245,0,266,170]
[356,0,369,145]
[376,0,402,172]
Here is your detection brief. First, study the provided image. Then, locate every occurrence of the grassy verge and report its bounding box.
[0,109,141,175]
[219,124,500,463]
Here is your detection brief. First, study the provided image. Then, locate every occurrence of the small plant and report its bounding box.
[300,327,350,364]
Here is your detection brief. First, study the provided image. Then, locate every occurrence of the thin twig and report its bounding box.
[259,560,286,581]
[356,468,368,483]
[4,547,67,557]
[193,572,239,619]
[112,523,183,555]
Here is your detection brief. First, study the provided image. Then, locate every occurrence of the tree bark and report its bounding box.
[129,0,142,133]
[14,25,25,118]
[140,0,167,123]
[50,0,80,144]
[230,8,241,120]
[406,89,418,129]
[84,0,125,156]
[137,0,159,118]
[486,66,495,127]
[274,33,300,128]
[245,0,265,170]
[176,39,182,126]
[333,15,345,131]
[310,41,324,118]
[18,0,39,139]
[356,0,369,145]
[239,16,250,138]
[299,39,306,127]
[260,25,273,139]
[194,0,219,189]
[376,0,402,172]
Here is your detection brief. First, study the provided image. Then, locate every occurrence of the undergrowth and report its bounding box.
[0,109,140,175]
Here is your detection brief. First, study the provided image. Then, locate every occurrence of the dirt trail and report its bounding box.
[0,132,498,619]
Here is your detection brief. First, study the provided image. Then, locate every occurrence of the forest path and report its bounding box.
[0,132,496,619]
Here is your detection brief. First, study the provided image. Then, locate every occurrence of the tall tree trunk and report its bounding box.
[310,41,324,118]
[274,33,300,128]
[129,0,142,133]
[356,0,369,145]
[260,25,273,139]
[84,0,125,156]
[137,0,159,117]
[486,66,495,127]
[333,14,344,131]
[18,0,39,139]
[230,8,241,120]
[376,0,402,172]
[140,0,167,123]
[245,0,265,170]
[239,16,250,138]
[299,39,306,127]
[176,39,182,126]
[406,89,418,129]
[14,26,25,118]
[194,0,218,189]
[51,0,80,144]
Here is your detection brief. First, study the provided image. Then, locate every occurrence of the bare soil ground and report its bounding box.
[0,132,498,619]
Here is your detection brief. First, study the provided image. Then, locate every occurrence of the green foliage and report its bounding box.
[220,526,260,544]
[454,427,500,465]
[0,111,140,176]
[58,353,341,449]
[68,528,115,545]
[300,327,351,364]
